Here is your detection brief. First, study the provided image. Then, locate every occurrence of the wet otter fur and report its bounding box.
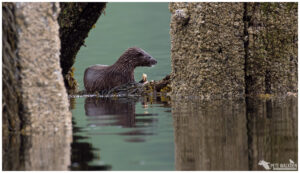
[84,47,157,93]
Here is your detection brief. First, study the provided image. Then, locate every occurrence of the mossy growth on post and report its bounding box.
[58,2,106,93]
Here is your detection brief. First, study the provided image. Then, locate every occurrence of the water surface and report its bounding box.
[71,4,174,170]
[172,97,298,170]
[2,2,297,171]
[3,96,297,170]
[70,96,174,170]
[74,2,171,90]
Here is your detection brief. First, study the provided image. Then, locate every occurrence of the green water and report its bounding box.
[74,2,171,90]
[70,97,174,170]
[2,2,297,171]
[71,3,174,170]
[68,2,298,171]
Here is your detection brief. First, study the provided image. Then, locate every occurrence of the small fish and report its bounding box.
[139,73,148,84]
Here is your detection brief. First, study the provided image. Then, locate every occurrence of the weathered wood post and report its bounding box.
[3,2,72,170]
[169,2,297,98]
[169,3,245,99]
[15,2,72,131]
[3,2,72,132]
[244,3,297,95]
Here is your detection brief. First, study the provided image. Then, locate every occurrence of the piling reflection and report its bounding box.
[246,96,298,170]
[172,96,297,170]
[172,98,248,170]
[3,133,25,170]
[3,129,72,170]
[70,119,112,170]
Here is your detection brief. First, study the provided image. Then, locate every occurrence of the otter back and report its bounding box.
[83,47,157,93]
[84,64,109,92]
[84,64,135,92]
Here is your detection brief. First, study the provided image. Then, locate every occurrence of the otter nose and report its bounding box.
[150,57,157,65]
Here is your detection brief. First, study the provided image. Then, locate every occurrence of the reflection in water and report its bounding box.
[74,96,174,170]
[85,97,136,127]
[3,129,72,170]
[4,96,296,170]
[246,97,298,170]
[3,133,25,170]
[172,98,248,170]
[70,119,112,170]
[172,96,297,171]
[84,97,158,140]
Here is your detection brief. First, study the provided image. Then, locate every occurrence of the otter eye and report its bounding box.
[137,52,143,56]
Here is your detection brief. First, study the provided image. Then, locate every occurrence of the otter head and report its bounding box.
[120,47,157,67]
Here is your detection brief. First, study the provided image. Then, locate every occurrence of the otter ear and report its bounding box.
[137,52,143,56]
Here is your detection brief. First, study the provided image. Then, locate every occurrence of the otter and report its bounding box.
[84,47,157,93]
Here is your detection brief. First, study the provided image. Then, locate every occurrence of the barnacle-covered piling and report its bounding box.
[3,2,72,132]
[169,2,297,99]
